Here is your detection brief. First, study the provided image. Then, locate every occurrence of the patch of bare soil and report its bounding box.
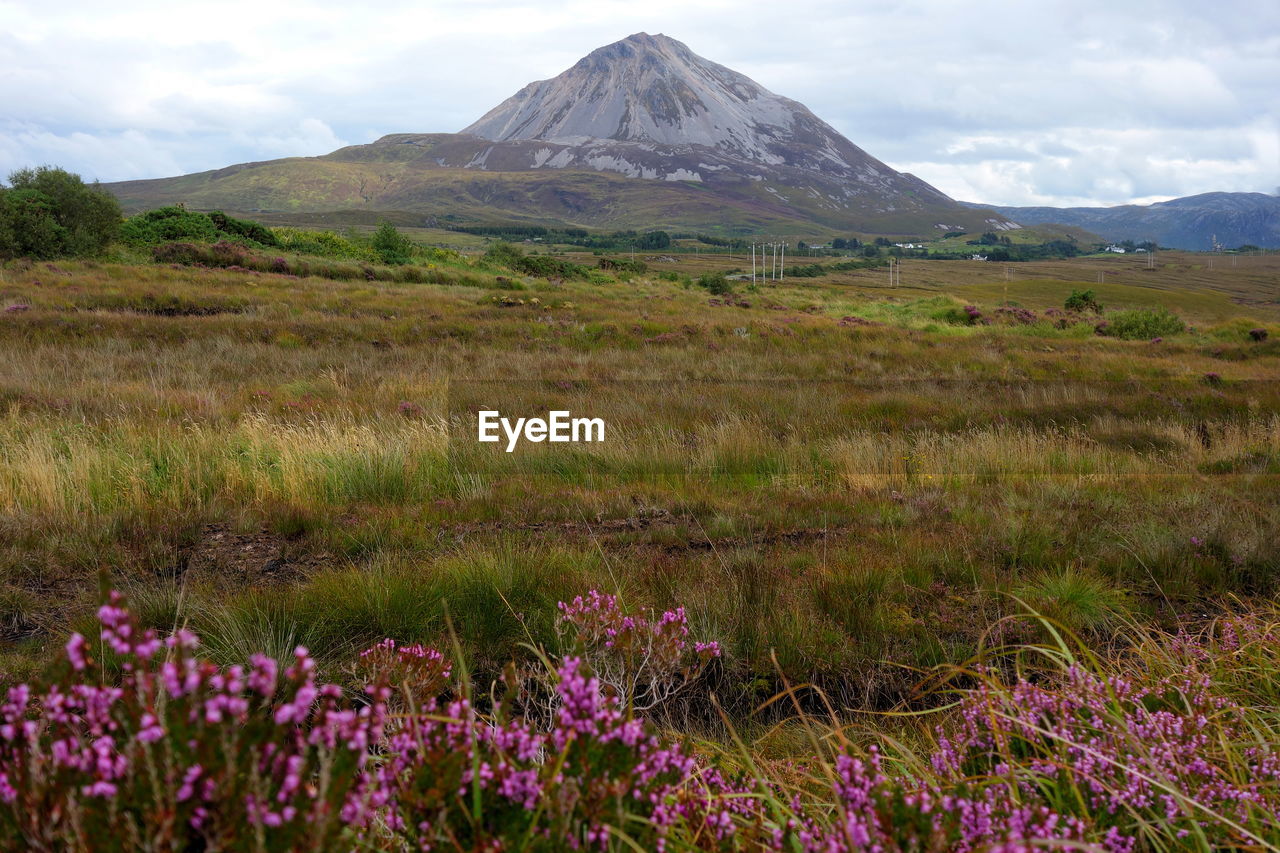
[177,523,332,585]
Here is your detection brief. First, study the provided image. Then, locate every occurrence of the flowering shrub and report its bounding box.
[345,655,747,851]
[0,591,741,851]
[992,304,1038,325]
[925,617,1280,850]
[0,593,369,849]
[0,592,1276,850]
[791,746,1097,852]
[556,590,721,712]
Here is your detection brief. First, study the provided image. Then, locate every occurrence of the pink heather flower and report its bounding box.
[137,713,164,743]
[166,628,199,650]
[177,765,203,802]
[274,683,318,725]
[497,768,542,809]
[66,632,89,670]
[248,653,278,696]
[81,780,118,798]
[360,638,398,658]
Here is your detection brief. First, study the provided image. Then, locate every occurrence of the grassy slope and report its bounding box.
[105,153,1016,237]
[0,248,1277,706]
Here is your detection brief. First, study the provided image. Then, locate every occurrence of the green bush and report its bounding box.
[483,242,585,279]
[208,211,278,247]
[696,272,732,295]
[0,166,121,259]
[121,206,219,244]
[1101,308,1185,340]
[782,263,826,278]
[1064,289,1103,313]
[121,207,278,247]
[271,228,370,261]
[482,241,524,268]
[596,256,647,274]
[371,221,414,265]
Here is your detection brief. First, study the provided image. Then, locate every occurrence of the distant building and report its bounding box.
[1106,245,1127,253]
[970,254,988,261]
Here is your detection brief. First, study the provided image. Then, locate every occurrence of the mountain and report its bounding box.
[106,33,1014,236]
[462,32,915,184]
[965,192,1280,250]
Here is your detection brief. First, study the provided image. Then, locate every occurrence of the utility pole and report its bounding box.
[751,243,756,284]
[780,242,785,281]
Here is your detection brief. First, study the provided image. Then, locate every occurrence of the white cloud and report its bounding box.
[0,0,1276,204]
[900,121,1279,206]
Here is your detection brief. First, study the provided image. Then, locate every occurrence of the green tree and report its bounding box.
[2,166,121,257]
[372,221,414,265]
[635,230,671,250]
[0,189,66,259]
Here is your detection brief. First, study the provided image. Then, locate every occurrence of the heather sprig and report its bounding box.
[556,589,722,712]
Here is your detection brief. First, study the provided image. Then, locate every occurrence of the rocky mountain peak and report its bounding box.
[460,33,856,168]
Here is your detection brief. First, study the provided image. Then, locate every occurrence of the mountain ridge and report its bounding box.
[966,192,1280,250]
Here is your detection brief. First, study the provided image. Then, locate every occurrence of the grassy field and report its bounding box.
[0,246,1278,713]
[2,240,1280,848]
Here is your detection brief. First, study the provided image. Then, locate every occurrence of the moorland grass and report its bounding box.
[0,250,1277,709]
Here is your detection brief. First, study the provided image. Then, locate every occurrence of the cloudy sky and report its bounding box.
[2,0,1277,206]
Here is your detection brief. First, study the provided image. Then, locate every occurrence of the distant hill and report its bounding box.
[963,192,1280,250]
[106,33,1015,237]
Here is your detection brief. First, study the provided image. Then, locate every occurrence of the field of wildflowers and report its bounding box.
[2,589,1278,850]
